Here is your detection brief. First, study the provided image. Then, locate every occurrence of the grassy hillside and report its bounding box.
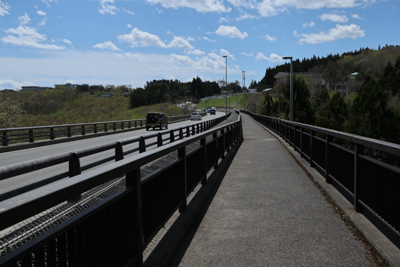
[0,89,190,127]
[195,94,265,113]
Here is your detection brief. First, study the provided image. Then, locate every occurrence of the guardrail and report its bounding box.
[241,110,400,249]
[0,112,241,267]
[0,114,229,202]
[0,114,195,147]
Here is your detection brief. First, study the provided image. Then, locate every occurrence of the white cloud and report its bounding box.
[123,8,135,15]
[0,50,243,90]
[118,28,194,49]
[303,21,315,27]
[99,0,119,15]
[320,13,349,23]
[168,36,194,49]
[185,49,205,55]
[254,0,366,18]
[236,11,256,21]
[255,52,282,62]
[62,39,72,45]
[41,0,58,7]
[118,28,167,48]
[38,18,47,26]
[93,41,120,51]
[19,13,31,25]
[2,25,65,50]
[241,52,253,57]
[263,34,276,41]
[218,17,229,23]
[215,25,248,39]
[220,48,235,60]
[351,14,363,19]
[296,24,365,44]
[37,10,46,16]
[144,0,231,13]
[203,36,216,42]
[0,1,10,16]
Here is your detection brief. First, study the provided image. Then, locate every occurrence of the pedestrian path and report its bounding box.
[171,113,376,266]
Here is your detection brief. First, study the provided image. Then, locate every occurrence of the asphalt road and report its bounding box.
[0,112,225,197]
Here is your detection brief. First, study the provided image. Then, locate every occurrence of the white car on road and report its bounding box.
[190,112,202,121]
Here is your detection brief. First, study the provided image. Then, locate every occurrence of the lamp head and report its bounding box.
[282,56,292,60]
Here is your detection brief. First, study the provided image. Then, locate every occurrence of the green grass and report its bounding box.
[195,94,254,110]
[1,90,191,127]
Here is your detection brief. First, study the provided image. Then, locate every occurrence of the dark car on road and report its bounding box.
[146,112,168,131]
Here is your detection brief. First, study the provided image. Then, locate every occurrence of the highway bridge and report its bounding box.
[0,110,399,266]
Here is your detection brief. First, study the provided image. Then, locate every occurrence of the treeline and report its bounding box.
[251,45,400,90]
[262,56,400,161]
[129,77,221,108]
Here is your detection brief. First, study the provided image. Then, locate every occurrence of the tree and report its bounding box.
[346,75,399,143]
[315,92,348,131]
[282,76,315,124]
[0,99,27,128]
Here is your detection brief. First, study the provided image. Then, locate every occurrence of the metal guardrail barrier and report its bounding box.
[0,114,227,202]
[0,112,241,267]
[241,110,400,249]
[0,114,195,147]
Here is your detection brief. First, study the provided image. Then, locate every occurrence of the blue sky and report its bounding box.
[0,0,398,90]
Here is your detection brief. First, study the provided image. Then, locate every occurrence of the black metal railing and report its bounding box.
[241,110,400,249]
[0,114,228,202]
[0,112,241,267]
[0,114,198,147]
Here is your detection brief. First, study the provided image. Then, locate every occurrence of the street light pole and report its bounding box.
[223,55,227,116]
[283,56,293,121]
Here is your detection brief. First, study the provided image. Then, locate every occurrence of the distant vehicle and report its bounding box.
[211,107,216,110]
[207,109,211,113]
[190,112,202,121]
[146,112,168,131]
[210,109,216,115]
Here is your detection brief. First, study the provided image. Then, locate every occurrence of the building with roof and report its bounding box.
[21,86,52,91]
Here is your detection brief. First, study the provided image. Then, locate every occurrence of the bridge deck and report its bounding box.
[169,113,376,266]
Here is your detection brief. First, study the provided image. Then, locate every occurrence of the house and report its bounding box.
[54,83,80,89]
[21,86,52,91]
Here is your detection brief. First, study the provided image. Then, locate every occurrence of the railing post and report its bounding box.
[170,130,175,143]
[67,126,71,137]
[300,127,303,157]
[29,129,34,143]
[140,120,143,127]
[115,142,124,161]
[69,152,81,177]
[139,137,146,153]
[126,168,143,266]
[178,147,187,213]
[128,121,131,128]
[179,128,184,139]
[213,132,218,169]
[135,121,137,128]
[196,124,199,134]
[2,131,9,146]
[354,143,364,212]
[50,128,55,140]
[201,137,207,185]
[94,124,97,134]
[104,123,108,132]
[81,125,85,135]
[310,130,314,167]
[221,128,225,159]
[325,135,332,184]
[121,122,124,130]
[157,133,163,147]
[186,126,190,137]
[113,122,117,131]
[192,125,195,136]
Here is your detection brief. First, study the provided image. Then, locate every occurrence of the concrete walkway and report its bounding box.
[171,113,377,266]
